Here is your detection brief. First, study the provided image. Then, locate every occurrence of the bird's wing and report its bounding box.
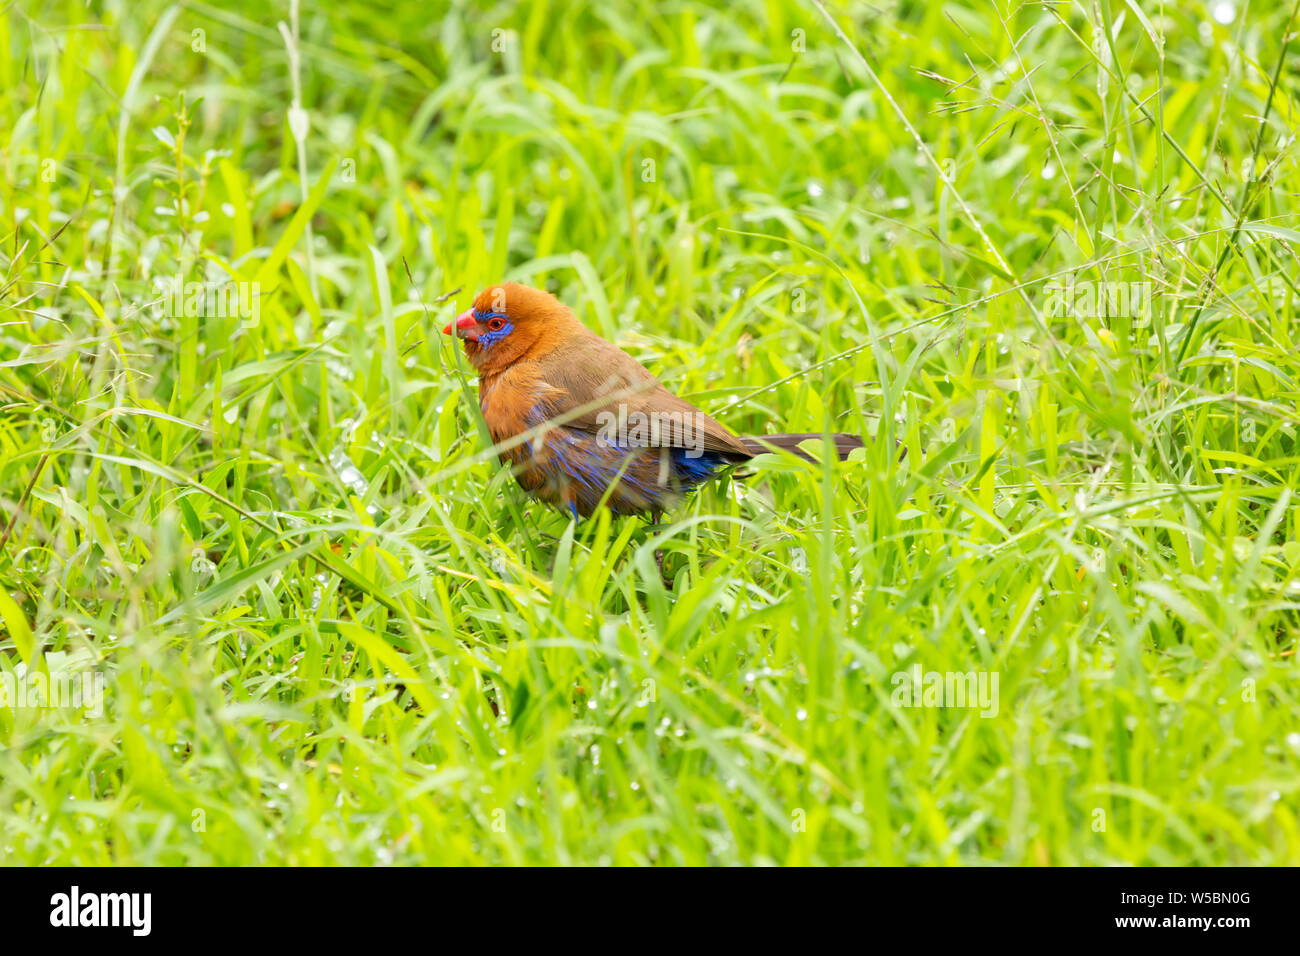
[531,333,752,459]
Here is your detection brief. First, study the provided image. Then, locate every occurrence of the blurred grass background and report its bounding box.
[1,0,1299,864]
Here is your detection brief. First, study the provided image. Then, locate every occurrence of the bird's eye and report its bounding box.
[488,317,504,331]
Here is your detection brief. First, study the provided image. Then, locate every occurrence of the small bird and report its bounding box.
[443,283,863,519]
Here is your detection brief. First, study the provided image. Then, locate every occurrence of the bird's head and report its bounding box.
[442,282,580,372]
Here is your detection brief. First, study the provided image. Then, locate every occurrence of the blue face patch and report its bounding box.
[473,308,512,347]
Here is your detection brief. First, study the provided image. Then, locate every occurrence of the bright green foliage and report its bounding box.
[1,0,1298,864]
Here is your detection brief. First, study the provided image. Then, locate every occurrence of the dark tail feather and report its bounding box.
[738,432,865,462]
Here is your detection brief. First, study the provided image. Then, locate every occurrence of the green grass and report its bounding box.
[2,0,1299,865]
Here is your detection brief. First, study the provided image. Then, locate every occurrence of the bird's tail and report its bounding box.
[738,432,865,462]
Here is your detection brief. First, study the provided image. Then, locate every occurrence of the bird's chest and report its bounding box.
[478,370,543,446]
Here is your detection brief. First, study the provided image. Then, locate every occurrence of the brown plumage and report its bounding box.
[443,283,864,517]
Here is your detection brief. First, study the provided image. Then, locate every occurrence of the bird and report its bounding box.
[442,283,863,519]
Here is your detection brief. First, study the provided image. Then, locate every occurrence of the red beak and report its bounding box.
[442,308,479,341]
